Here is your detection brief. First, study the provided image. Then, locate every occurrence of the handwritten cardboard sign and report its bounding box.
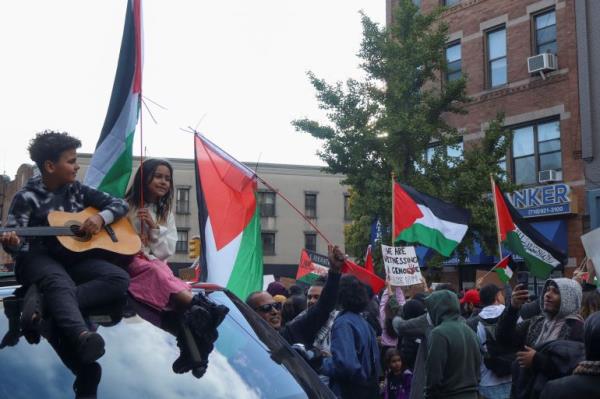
[381,245,423,286]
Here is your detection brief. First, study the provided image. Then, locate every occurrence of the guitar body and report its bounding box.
[47,207,142,256]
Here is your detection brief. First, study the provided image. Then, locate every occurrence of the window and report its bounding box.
[258,191,276,217]
[304,233,317,252]
[176,229,188,253]
[444,0,459,6]
[487,27,507,87]
[511,120,561,185]
[262,232,275,255]
[425,140,464,165]
[445,42,462,81]
[176,188,190,214]
[534,9,556,55]
[305,193,317,218]
[343,194,351,221]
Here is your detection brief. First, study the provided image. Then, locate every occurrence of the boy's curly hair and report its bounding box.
[28,130,82,172]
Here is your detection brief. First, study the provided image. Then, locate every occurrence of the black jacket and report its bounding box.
[539,373,600,399]
[280,270,341,345]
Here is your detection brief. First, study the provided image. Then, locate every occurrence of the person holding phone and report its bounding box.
[495,277,584,398]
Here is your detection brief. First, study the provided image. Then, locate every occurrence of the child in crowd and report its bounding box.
[124,158,228,374]
[381,348,412,399]
[0,131,131,364]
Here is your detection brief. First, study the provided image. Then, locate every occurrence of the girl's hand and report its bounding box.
[137,208,157,230]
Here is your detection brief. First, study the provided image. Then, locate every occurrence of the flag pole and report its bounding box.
[255,175,332,246]
[478,175,505,285]
[391,172,396,246]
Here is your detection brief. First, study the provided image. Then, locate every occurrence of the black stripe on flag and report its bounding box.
[400,184,471,225]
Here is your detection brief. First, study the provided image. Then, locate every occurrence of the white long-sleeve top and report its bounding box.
[128,205,177,261]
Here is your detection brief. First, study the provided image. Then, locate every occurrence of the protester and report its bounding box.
[460,289,481,320]
[380,282,406,356]
[473,284,513,399]
[581,289,600,320]
[320,274,381,399]
[124,158,228,375]
[424,290,480,399]
[0,131,130,364]
[391,284,448,399]
[539,311,600,399]
[496,278,584,399]
[381,348,412,399]
[246,244,342,346]
[281,294,307,326]
[267,281,289,298]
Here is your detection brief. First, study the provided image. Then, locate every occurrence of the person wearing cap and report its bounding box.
[460,289,481,321]
[539,311,600,399]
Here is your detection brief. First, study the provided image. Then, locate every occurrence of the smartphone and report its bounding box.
[517,271,529,288]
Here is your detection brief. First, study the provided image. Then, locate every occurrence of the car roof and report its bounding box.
[0,285,335,399]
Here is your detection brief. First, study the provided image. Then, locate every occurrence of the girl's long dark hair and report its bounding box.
[125,158,174,224]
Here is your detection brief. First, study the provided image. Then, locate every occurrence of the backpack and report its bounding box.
[478,316,517,377]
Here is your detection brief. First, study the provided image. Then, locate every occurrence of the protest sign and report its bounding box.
[381,244,423,286]
[582,227,600,279]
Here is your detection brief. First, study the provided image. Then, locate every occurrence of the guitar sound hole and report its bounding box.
[69,225,91,242]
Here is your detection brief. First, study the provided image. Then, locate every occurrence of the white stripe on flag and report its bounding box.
[414,204,468,243]
[204,217,243,287]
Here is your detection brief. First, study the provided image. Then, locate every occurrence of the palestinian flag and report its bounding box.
[84,0,143,197]
[492,180,567,278]
[493,255,513,283]
[393,182,470,257]
[194,134,263,300]
[296,249,329,285]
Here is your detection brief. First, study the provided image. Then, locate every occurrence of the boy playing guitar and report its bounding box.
[0,130,131,364]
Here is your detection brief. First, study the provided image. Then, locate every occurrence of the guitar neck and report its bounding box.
[0,227,76,237]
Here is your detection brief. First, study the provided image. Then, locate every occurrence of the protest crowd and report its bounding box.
[247,245,600,399]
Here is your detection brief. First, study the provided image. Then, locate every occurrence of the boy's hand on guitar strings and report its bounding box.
[80,215,105,235]
[0,231,20,246]
[137,208,157,230]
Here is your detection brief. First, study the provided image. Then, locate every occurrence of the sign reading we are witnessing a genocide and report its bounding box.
[381,245,423,286]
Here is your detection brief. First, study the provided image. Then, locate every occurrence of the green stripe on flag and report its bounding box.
[226,202,263,301]
[495,268,511,283]
[395,223,459,257]
[505,231,554,279]
[97,132,135,198]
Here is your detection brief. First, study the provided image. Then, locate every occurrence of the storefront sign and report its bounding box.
[508,183,572,218]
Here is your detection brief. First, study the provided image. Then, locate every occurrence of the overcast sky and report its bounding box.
[0,1,385,178]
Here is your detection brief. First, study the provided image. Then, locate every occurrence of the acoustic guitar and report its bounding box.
[0,207,142,256]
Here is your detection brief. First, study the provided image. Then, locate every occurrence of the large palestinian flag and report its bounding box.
[84,0,142,197]
[194,134,263,301]
[393,182,470,257]
[492,180,567,278]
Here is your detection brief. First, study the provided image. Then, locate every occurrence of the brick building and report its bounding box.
[387,0,593,289]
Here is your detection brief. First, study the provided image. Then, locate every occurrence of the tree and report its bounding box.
[293,0,511,274]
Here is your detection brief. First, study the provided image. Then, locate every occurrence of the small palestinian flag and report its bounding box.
[492,180,567,278]
[296,249,329,284]
[393,182,470,257]
[494,255,513,283]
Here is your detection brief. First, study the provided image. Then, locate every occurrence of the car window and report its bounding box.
[0,289,333,399]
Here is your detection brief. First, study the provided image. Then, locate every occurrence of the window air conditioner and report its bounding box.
[538,169,559,184]
[527,53,558,74]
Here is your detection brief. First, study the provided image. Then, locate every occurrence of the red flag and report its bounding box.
[343,259,385,294]
[364,245,374,274]
[393,182,424,238]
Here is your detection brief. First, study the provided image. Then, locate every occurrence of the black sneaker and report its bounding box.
[77,332,105,364]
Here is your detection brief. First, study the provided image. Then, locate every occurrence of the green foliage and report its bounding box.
[293,0,511,274]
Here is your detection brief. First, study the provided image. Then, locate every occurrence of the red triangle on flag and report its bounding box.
[364,245,374,274]
[394,182,424,238]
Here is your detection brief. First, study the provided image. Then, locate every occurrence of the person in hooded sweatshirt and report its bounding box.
[496,278,584,398]
[423,290,481,399]
[539,310,600,399]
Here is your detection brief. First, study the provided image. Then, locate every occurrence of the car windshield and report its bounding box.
[0,288,333,399]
